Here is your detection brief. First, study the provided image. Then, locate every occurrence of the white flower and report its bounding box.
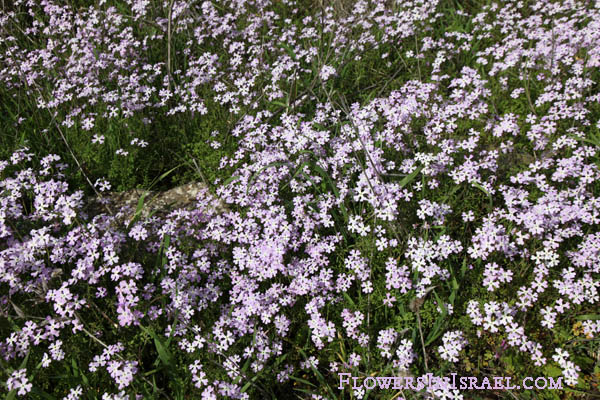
[7,369,32,396]
[92,134,105,144]
[319,65,336,81]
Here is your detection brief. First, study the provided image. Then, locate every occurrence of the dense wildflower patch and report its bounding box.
[1,0,600,398]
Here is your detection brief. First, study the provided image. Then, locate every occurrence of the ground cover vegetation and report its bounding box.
[1,0,600,398]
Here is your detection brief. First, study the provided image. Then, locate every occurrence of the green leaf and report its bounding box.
[143,367,162,377]
[153,335,173,368]
[240,373,261,394]
[472,181,492,208]
[126,190,149,230]
[544,365,562,378]
[275,353,288,367]
[241,351,288,393]
[20,351,30,370]
[399,165,423,188]
[449,278,458,306]
[30,387,57,400]
[71,358,88,387]
[343,292,356,308]
[576,314,600,321]
[71,358,79,378]
[425,292,447,346]
[162,233,170,251]
[460,258,468,278]
[293,387,319,397]
[271,100,288,108]
[432,290,447,315]
[155,233,171,272]
[289,375,316,387]
[240,357,252,380]
[303,357,336,400]
[223,175,241,186]
[147,164,182,191]
[140,326,174,370]
[425,318,446,347]
[441,183,461,202]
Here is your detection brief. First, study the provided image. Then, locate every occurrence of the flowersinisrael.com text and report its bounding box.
[338,373,563,391]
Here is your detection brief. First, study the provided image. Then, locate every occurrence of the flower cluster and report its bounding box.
[1,0,600,396]
[7,369,32,396]
[437,331,467,363]
[376,328,398,359]
[106,360,139,390]
[552,348,582,387]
